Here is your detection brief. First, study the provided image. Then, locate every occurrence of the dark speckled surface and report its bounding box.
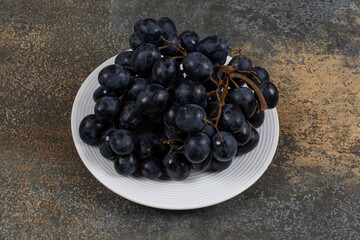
[1,0,359,239]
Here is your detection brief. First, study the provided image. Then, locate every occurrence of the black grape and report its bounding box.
[94,96,121,120]
[233,121,251,146]
[114,153,138,176]
[250,66,269,85]
[236,128,260,155]
[197,35,229,65]
[131,43,161,74]
[174,81,206,106]
[228,56,252,71]
[109,129,134,155]
[212,131,237,162]
[99,128,117,160]
[119,101,144,129]
[151,56,179,87]
[134,18,163,44]
[159,31,180,56]
[257,81,279,109]
[228,88,257,119]
[126,77,150,101]
[175,104,207,132]
[219,104,245,133]
[135,138,153,159]
[163,152,191,181]
[79,114,108,145]
[140,158,162,179]
[248,102,265,128]
[183,52,213,83]
[129,33,143,50]
[98,64,130,93]
[115,51,133,67]
[192,152,212,172]
[184,132,211,163]
[157,17,177,34]
[93,86,118,103]
[179,30,199,53]
[136,84,169,114]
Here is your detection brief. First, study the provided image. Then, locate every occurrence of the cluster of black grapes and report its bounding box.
[79,17,279,181]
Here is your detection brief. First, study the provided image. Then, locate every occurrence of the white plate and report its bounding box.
[71,55,279,210]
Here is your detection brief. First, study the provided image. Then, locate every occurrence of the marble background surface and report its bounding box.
[1,0,359,239]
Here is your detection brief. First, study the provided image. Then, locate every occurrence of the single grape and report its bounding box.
[236,128,260,155]
[219,104,245,133]
[212,131,237,162]
[250,66,269,85]
[248,102,265,128]
[140,158,162,179]
[135,138,153,159]
[131,43,161,74]
[197,35,229,65]
[211,158,232,171]
[163,152,191,181]
[119,101,144,129]
[126,77,150,101]
[100,142,117,160]
[99,128,117,160]
[149,134,170,158]
[192,152,212,172]
[109,129,134,155]
[184,132,211,163]
[134,18,163,44]
[98,64,130,93]
[228,88,257,119]
[115,51,133,67]
[151,56,179,87]
[203,123,216,137]
[257,81,279,109]
[183,52,213,83]
[233,121,251,146]
[179,30,199,53]
[129,33,143,50]
[159,31,180,56]
[114,153,138,176]
[136,84,169,114]
[94,96,121,120]
[175,104,207,132]
[228,56,252,71]
[93,86,118,103]
[174,81,206,106]
[157,17,177,34]
[79,114,108,145]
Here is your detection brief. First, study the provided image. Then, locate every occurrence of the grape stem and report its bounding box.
[162,139,184,145]
[216,65,268,111]
[229,77,240,88]
[123,103,136,109]
[202,118,223,139]
[161,37,187,57]
[167,144,175,156]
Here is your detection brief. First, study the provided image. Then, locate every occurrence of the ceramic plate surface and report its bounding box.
[71,55,279,210]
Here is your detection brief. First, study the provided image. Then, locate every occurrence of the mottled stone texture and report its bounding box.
[0,0,359,239]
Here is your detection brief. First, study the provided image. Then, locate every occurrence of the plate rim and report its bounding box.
[71,54,279,210]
